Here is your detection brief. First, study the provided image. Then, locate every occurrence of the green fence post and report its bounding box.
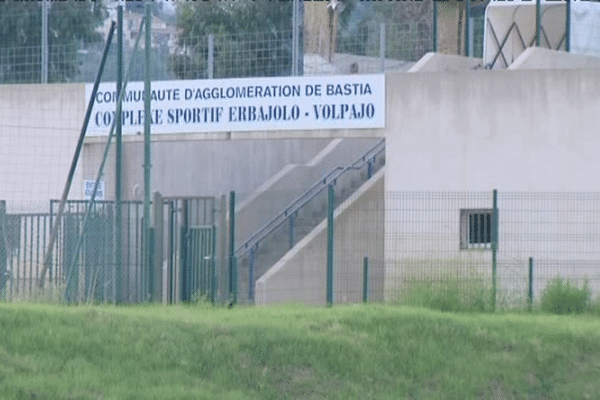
[565,0,571,52]
[432,0,438,52]
[229,191,237,307]
[327,185,334,307]
[143,0,153,303]
[536,0,541,47]
[528,257,533,311]
[148,227,155,301]
[491,189,498,311]
[0,201,7,297]
[211,224,217,305]
[465,0,471,56]
[363,256,368,303]
[115,4,123,304]
[180,200,189,302]
[232,256,238,307]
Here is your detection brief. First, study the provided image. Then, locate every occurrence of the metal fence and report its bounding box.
[0,11,492,84]
[243,190,600,310]
[0,23,435,84]
[0,196,220,305]
[5,190,596,310]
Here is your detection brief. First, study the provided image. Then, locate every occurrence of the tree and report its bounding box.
[336,0,434,62]
[172,0,299,79]
[0,2,106,83]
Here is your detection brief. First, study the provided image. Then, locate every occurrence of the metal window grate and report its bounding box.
[461,209,493,249]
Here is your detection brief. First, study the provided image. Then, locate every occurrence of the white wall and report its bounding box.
[0,84,86,212]
[383,70,600,192]
[5,69,600,302]
[509,48,600,71]
[256,168,385,305]
[382,70,600,301]
[82,137,334,202]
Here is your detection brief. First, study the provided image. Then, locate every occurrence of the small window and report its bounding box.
[460,209,494,249]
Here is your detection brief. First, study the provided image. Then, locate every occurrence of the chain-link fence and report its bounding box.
[0,23,436,84]
[243,190,600,310]
[0,1,497,84]
[3,190,600,308]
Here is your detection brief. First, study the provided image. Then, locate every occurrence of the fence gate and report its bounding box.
[0,196,219,304]
[180,225,216,303]
[161,196,217,304]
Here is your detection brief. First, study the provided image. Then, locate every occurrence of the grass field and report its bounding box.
[0,303,599,399]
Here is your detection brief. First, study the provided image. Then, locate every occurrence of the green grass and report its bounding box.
[1,303,600,399]
[394,276,494,313]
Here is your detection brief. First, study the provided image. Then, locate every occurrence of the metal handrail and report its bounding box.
[235,138,385,257]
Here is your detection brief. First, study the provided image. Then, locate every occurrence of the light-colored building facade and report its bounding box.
[3,49,600,303]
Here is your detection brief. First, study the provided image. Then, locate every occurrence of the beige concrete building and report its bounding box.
[3,47,600,304]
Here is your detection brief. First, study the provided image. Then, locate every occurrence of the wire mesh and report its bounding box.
[0,5,448,85]
[3,190,600,308]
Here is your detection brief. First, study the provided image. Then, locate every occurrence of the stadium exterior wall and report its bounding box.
[3,69,600,302]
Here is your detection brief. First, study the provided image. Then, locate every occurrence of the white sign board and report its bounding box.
[85,75,385,135]
[84,179,105,200]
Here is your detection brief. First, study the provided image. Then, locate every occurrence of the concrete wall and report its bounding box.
[0,83,86,212]
[234,137,380,245]
[409,52,483,72]
[508,47,600,70]
[383,69,600,192]
[382,69,600,301]
[256,167,384,305]
[82,137,334,202]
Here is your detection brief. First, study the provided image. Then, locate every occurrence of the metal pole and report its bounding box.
[289,214,294,249]
[465,0,471,57]
[180,200,189,301]
[379,23,385,73]
[41,1,49,83]
[211,224,217,304]
[536,0,541,47]
[228,191,236,306]
[208,34,214,79]
[232,256,238,306]
[363,256,368,303]
[468,19,474,58]
[292,0,298,76]
[528,257,533,311]
[144,0,153,301]
[492,189,498,311]
[62,19,147,302]
[326,184,334,307]
[565,0,571,52]
[433,0,438,52]
[38,21,116,288]
[248,247,255,301]
[0,201,7,297]
[115,4,124,304]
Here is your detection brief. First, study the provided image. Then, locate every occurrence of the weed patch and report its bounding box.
[540,277,591,315]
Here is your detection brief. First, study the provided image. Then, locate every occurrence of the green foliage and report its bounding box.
[173,0,295,79]
[0,2,107,83]
[336,0,432,61]
[190,291,214,308]
[396,276,493,313]
[540,277,591,315]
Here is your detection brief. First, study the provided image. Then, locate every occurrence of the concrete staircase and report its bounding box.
[234,140,385,304]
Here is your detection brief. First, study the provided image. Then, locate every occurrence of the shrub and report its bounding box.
[539,277,590,315]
